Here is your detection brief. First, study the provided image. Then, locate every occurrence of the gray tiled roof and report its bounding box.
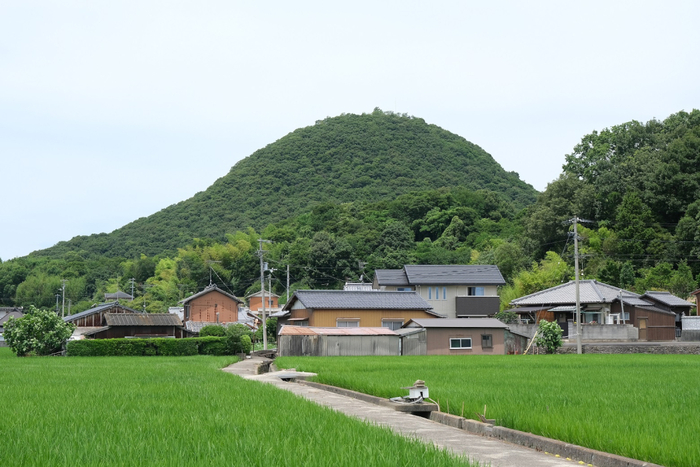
[405,318,508,329]
[642,291,693,308]
[179,284,243,304]
[510,281,639,306]
[104,313,182,327]
[288,290,443,316]
[375,265,505,286]
[63,302,141,322]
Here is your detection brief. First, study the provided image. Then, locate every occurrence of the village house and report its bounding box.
[275,290,444,330]
[508,280,690,341]
[373,264,505,318]
[179,284,244,333]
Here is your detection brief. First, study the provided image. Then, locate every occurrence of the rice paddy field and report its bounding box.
[276,354,700,467]
[0,348,475,467]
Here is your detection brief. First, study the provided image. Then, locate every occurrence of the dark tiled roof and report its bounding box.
[642,291,693,308]
[63,302,141,322]
[286,290,443,316]
[405,318,508,329]
[375,265,505,286]
[180,284,242,304]
[104,313,182,327]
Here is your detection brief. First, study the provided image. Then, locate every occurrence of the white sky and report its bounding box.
[1,1,699,261]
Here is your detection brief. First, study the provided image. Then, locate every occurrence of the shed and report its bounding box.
[277,326,401,357]
[64,302,141,327]
[403,318,516,355]
[83,313,187,339]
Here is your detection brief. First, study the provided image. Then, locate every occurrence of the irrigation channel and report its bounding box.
[222,355,662,467]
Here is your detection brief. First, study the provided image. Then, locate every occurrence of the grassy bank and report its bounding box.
[276,354,700,467]
[0,348,473,466]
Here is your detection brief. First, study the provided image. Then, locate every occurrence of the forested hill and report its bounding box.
[34,109,537,259]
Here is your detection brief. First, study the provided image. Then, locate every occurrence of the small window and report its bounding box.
[449,338,472,349]
[435,287,440,300]
[382,319,404,331]
[337,319,359,328]
[468,287,485,296]
[443,287,447,300]
[428,288,432,300]
[481,334,493,349]
[397,287,413,292]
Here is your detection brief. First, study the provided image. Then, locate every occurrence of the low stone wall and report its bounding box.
[681,330,700,342]
[567,322,638,341]
[558,344,700,354]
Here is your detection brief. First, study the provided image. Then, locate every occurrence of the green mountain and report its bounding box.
[35,109,537,259]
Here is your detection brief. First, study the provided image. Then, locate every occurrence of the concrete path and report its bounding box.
[223,357,587,467]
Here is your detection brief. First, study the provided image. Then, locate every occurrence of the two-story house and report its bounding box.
[372,265,505,319]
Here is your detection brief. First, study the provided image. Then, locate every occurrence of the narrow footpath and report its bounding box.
[223,357,590,467]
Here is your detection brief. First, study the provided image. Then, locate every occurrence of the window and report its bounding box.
[337,319,359,328]
[481,334,493,349]
[449,338,472,349]
[396,287,413,292]
[443,287,447,300]
[382,319,404,331]
[436,287,440,300]
[428,287,432,300]
[468,287,485,296]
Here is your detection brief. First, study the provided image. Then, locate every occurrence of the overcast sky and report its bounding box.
[2,1,699,261]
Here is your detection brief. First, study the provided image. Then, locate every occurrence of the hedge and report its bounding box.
[66,337,229,357]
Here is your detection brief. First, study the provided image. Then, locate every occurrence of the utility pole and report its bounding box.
[207,261,222,286]
[258,239,272,350]
[55,293,60,314]
[565,216,592,355]
[68,299,72,316]
[287,263,290,302]
[61,279,67,318]
[129,278,135,301]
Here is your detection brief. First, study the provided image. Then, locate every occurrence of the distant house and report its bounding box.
[180,284,243,331]
[509,280,685,341]
[81,313,187,339]
[400,318,529,355]
[0,307,24,346]
[104,290,134,301]
[276,290,444,331]
[373,265,505,318]
[246,290,281,314]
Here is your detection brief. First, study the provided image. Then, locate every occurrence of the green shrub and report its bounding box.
[67,337,209,357]
[3,305,75,356]
[198,336,228,356]
[535,320,563,354]
[199,325,226,337]
[226,324,254,354]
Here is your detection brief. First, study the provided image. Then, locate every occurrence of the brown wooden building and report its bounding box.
[83,313,187,339]
[180,284,243,324]
[611,296,678,341]
[64,302,140,327]
[277,290,444,332]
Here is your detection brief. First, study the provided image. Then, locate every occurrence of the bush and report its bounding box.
[535,320,563,354]
[66,337,226,357]
[3,306,76,356]
[226,324,253,355]
[199,325,226,337]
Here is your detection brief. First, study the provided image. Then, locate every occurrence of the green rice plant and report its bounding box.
[276,354,700,467]
[0,348,474,467]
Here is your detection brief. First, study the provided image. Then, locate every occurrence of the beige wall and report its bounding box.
[425,327,505,355]
[292,308,439,327]
[187,290,239,323]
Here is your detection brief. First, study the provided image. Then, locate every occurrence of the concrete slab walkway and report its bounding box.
[223,357,589,467]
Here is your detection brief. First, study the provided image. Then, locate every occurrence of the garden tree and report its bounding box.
[668,261,696,298]
[619,261,635,290]
[535,320,563,354]
[199,324,226,337]
[255,317,278,343]
[225,324,253,354]
[3,305,75,356]
[494,310,519,324]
